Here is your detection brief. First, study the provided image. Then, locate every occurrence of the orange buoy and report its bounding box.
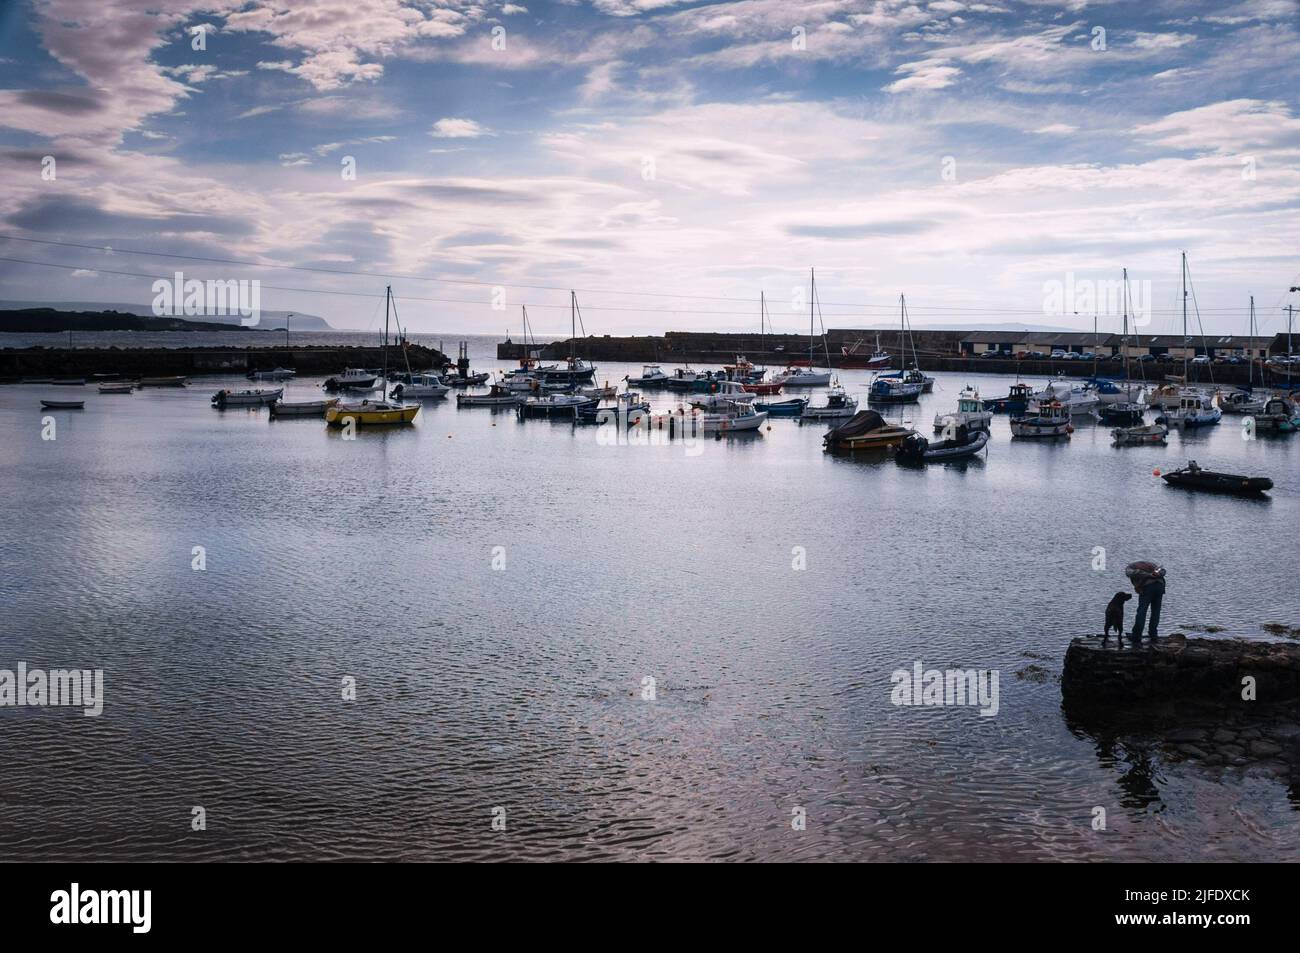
[1153,468,1161,476]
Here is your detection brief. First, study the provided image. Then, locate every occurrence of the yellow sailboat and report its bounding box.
[325,399,419,427]
[324,286,420,428]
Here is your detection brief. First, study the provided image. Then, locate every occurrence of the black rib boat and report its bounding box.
[1161,461,1272,496]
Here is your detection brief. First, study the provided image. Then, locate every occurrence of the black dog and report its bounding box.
[1103,592,1132,642]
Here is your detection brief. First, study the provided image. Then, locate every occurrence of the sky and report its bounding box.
[1,0,1298,339]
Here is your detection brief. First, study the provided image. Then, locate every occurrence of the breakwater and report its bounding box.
[497,331,1262,386]
[0,344,449,380]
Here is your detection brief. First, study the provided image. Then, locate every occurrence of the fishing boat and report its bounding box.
[627,365,669,387]
[1215,389,1265,415]
[326,399,419,427]
[1010,401,1073,438]
[1161,461,1272,496]
[720,356,764,383]
[211,387,283,407]
[1112,423,1168,445]
[753,397,807,417]
[325,287,419,427]
[686,401,767,433]
[39,399,84,409]
[838,334,891,370]
[138,376,187,387]
[323,368,378,391]
[247,367,295,381]
[1097,402,1146,425]
[932,386,991,432]
[517,393,597,419]
[456,385,524,407]
[1254,396,1300,433]
[1157,393,1221,428]
[868,373,922,404]
[97,383,135,394]
[689,380,757,409]
[741,379,783,396]
[389,374,449,399]
[801,385,858,419]
[822,409,916,452]
[983,382,1034,414]
[896,427,989,464]
[270,397,338,417]
[665,367,703,392]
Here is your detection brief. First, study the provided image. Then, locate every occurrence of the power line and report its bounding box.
[0,232,1277,317]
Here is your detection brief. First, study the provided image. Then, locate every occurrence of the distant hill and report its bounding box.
[0,308,281,334]
[0,300,331,331]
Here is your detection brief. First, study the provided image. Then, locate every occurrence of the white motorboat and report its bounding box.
[1030,380,1099,415]
[1011,401,1073,438]
[689,380,757,409]
[1089,378,1145,405]
[933,386,992,433]
[390,374,449,399]
[211,387,283,407]
[579,392,651,426]
[247,367,296,381]
[801,385,858,419]
[687,401,768,433]
[1158,393,1222,428]
[774,366,832,387]
[1145,381,1206,410]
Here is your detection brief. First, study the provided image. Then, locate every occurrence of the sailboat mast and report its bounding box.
[383,284,391,390]
[1122,268,1130,383]
[1249,296,1255,389]
[1181,251,1188,379]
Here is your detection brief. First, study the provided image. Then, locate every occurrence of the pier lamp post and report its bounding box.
[285,313,293,349]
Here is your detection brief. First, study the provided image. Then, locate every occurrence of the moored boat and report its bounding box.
[1253,396,1300,433]
[774,365,832,387]
[753,397,807,417]
[627,365,669,388]
[517,393,598,419]
[933,386,991,432]
[686,400,767,433]
[390,374,449,399]
[1216,389,1265,415]
[39,399,84,409]
[1161,461,1272,496]
[325,399,419,427]
[270,397,338,417]
[823,409,916,452]
[690,380,757,409]
[1157,393,1221,428]
[983,382,1034,414]
[1010,401,1073,438]
[97,383,135,394]
[457,384,524,407]
[1112,423,1168,445]
[323,368,378,392]
[896,427,989,464]
[801,385,858,419]
[868,373,922,404]
[247,367,296,381]
[138,376,187,387]
[211,387,283,407]
[1097,402,1146,425]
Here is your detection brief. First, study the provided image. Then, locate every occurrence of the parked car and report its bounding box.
[1191,355,1211,365]
[980,350,999,359]
[1138,354,1156,362]
[1050,350,1067,359]
[1156,354,1175,363]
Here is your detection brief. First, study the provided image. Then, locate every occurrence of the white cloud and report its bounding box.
[430,118,492,138]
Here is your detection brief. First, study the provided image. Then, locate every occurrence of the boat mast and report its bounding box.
[383,285,391,392]
[1248,295,1255,390]
[1181,251,1188,380]
[1122,268,1130,383]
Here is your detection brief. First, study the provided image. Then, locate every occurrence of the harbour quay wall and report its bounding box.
[496,331,1259,385]
[0,344,449,380]
[1061,634,1300,704]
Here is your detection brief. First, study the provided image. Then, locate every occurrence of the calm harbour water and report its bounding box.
[2,338,1298,861]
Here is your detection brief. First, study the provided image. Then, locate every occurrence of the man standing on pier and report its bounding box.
[1125,561,1167,641]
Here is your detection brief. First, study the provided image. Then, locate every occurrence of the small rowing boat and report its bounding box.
[97,383,135,394]
[269,397,338,417]
[1112,423,1168,445]
[39,400,84,409]
[138,376,187,387]
[1161,461,1272,496]
[753,397,807,417]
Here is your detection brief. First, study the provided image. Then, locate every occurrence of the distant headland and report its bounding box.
[0,302,332,333]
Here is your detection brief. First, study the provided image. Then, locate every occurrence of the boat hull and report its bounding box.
[325,403,419,426]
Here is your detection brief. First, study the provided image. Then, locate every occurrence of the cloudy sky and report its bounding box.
[1,0,1298,337]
